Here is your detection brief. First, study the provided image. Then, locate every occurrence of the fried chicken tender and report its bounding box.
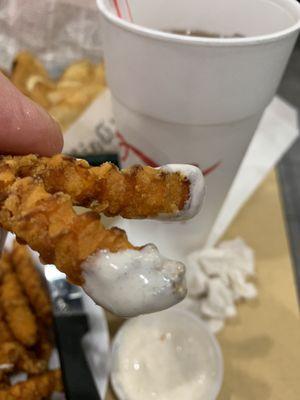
[0,254,38,347]
[0,154,190,219]
[11,242,52,326]
[0,177,134,284]
[0,369,63,400]
[0,342,47,375]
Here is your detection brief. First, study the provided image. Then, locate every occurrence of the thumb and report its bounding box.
[0,72,63,156]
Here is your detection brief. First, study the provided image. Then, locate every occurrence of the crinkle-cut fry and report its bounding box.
[0,154,190,219]
[0,369,63,400]
[0,342,47,376]
[0,177,134,285]
[0,255,38,347]
[11,242,52,326]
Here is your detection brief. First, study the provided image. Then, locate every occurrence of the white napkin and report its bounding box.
[177,238,257,333]
[207,96,299,246]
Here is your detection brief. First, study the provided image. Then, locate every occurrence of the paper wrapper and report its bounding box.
[0,0,103,74]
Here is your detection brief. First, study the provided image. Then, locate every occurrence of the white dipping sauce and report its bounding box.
[81,245,187,317]
[156,164,206,220]
[111,309,223,400]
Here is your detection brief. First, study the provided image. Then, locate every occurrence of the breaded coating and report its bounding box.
[0,307,13,344]
[0,369,63,400]
[11,242,52,326]
[0,342,47,375]
[0,318,13,343]
[34,325,53,364]
[0,154,190,219]
[0,373,9,390]
[0,177,134,284]
[0,254,13,276]
[0,255,38,347]
[11,51,55,110]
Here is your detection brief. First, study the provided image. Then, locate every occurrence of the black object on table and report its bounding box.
[74,153,120,167]
[278,38,300,305]
[48,273,101,400]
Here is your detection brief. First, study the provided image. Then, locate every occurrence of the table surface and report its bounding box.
[218,171,300,400]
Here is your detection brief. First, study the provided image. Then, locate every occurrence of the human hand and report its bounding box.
[0,71,63,248]
[0,71,63,155]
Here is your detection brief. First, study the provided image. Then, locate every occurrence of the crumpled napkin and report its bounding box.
[177,238,257,333]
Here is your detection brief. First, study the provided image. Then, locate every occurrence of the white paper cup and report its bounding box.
[97,0,300,259]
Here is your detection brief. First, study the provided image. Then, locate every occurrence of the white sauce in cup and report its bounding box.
[111,309,223,400]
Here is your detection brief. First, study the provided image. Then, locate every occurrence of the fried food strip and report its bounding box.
[0,305,14,344]
[11,242,52,326]
[11,51,55,109]
[0,284,48,375]
[0,177,134,284]
[0,342,47,375]
[0,318,13,343]
[0,154,190,219]
[0,254,38,347]
[0,369,63,400]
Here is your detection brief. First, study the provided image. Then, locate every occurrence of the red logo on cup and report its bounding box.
[117,132,221,176]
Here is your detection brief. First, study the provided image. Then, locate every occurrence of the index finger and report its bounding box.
[0,72,63,156]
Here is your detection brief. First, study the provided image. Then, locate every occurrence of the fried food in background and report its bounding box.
[11,242,52,326]
[0,253,38,347]
[34,325,54,365]
[10,51,106,131]
[10,52,55,110]
[0,342,47,375]
[0,374,10,390]
[0,315,13,343]
[0,154,190,219]
[0,369,63,400]
[0,243,63,398]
